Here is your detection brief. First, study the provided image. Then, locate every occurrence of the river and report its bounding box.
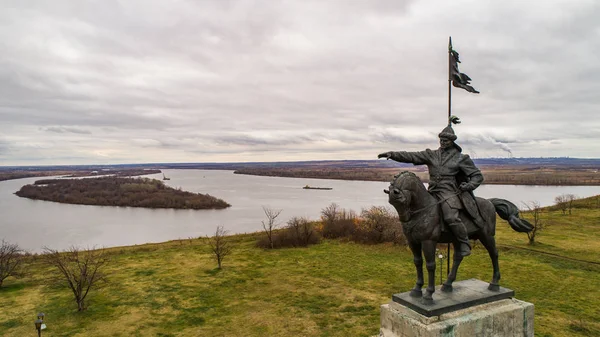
[1,169,598,252]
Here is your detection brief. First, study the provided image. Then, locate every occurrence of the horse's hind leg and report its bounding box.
[408,241,424,298]
[479,234,501,291]
[421,240,437,304]
[442,241,464,292]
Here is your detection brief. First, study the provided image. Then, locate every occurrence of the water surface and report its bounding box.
[1,169,597,252]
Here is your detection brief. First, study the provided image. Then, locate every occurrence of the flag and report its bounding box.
[449,37,479,94]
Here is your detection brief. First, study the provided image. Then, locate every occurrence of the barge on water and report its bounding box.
[303,185,332,190]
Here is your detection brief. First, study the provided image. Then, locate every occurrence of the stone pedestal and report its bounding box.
[380,279,534,337]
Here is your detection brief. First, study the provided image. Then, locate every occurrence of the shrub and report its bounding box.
[320,203,358,239]
[353,206,405,245]
[257,217,321,249]
[284,217,321,247]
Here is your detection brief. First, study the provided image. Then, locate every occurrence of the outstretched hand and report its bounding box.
[378,152,392,160]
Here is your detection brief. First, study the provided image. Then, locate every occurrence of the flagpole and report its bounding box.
[448,36,452,121]
[447,36,452,278]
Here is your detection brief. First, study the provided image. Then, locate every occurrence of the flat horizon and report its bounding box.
[2,156,600,169]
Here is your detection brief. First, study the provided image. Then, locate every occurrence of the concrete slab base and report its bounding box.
[393,279,515,317]
[380,295,534,337]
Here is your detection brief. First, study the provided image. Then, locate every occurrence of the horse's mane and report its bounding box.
[392,171,420,183]
[392,171,425,192]
[398,171,418,179]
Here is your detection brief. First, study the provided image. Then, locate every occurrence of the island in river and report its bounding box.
[15,177,230,210]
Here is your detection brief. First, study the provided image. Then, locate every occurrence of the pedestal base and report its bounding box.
[392,278,515,317]
[380,281,534,337]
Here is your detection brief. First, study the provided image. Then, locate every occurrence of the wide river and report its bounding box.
[1,169,598,252]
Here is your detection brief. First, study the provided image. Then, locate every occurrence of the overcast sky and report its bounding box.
[1,0,599,165]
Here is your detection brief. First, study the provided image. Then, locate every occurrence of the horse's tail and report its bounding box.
[489,198,533,233]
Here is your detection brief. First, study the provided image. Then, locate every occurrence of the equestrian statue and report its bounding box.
[378,116,533,304]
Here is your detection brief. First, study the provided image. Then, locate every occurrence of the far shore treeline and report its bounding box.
[15,177,230,210]
[0,168,161,182]
[233,166,600,186]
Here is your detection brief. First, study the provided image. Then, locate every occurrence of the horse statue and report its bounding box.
[384,171,533,304]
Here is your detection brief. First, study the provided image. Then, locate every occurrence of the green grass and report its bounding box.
[1,199,599,336]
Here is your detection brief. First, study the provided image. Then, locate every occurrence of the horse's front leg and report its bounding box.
[421,240,437,304]
[442,240,464,292]
[408,241,424,298]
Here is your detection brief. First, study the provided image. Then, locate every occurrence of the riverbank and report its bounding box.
[234,166,600,185]
[0,170,74,182]
[1,197,599,336]
[15,176,230,210]
[0,168,161,182]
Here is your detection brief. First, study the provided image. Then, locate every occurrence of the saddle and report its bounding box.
[438,200,483,235]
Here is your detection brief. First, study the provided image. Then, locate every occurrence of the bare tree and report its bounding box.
[261,206,282,249]
[0,240,26,288]
[566,194,577,215]
[320,203,339,228]
[554,194,568,215]
[43,247,109,311]
[286,217,319,247]
[522,202,545,245]
[208,226,233,269]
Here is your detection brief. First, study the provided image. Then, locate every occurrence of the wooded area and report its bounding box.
[15,177,230,210]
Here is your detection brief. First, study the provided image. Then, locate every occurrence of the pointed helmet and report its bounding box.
[438,124,457,141]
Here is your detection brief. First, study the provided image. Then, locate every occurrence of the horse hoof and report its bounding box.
[409,289,423,298]
[421,297,434,305]
[488,284,500,292]
[441,284,453,292]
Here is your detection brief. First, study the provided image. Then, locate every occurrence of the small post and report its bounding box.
[34,319,43,337]
[447,244,450,276]
[437,251,445,284]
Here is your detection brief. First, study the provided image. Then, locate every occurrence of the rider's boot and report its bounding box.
[449,222,471,257]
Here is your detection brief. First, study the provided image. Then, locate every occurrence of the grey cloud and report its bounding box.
[213,132,330,147]
[372,131,436,146]
[41,126,92,134]
[1,0,599,165]
[0,139,10,155]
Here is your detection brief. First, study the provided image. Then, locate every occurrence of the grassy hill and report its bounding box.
[1,197,599,336]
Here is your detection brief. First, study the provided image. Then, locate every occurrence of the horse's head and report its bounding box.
[384,171,423,222]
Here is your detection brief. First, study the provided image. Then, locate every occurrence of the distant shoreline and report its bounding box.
[0,168,161,182]
[233,166,600,186]
[2,159,599,186]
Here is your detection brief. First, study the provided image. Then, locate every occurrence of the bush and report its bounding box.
[320,203,358,239]
[353,206,405,245]
[256,203,407,248]
[256,217,321,249]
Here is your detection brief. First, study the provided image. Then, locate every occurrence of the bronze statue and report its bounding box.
[379,121,481,257]
[378,119,533,304]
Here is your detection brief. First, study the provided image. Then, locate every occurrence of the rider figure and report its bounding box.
[378,121,484,257]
